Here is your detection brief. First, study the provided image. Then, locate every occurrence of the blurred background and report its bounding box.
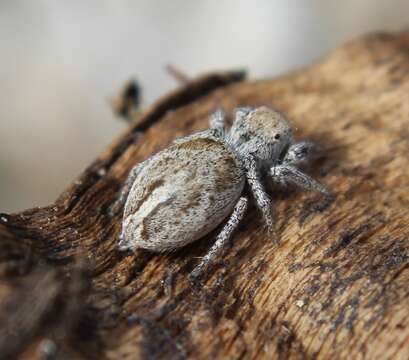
[1,0,408,212]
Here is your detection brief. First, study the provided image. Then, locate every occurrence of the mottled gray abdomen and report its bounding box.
[121,137,245,252]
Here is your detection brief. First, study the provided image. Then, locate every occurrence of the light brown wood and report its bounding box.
[1,32,409,359]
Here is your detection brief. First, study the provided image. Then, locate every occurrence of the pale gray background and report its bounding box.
[1,0,408,212]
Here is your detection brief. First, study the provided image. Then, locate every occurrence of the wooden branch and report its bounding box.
[1,32,409,359]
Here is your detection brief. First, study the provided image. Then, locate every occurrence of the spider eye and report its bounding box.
[274,134,281,140]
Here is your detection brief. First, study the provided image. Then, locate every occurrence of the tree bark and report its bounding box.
[1,32,409,360]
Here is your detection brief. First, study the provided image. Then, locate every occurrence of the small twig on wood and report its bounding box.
[165,64,191,84]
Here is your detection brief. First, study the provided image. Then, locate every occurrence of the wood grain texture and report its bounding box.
[1,32,409,359]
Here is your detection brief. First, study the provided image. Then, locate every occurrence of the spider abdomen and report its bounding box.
[120,137,245,252]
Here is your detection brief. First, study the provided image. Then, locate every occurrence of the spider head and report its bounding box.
[230,106,293,166]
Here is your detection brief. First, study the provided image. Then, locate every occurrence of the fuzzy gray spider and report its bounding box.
[111,106,329,279]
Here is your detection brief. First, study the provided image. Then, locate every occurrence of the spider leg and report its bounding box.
[270,164,329,195]
[209,108,226,137]
[244,156,277,243]
[172,130,216,145]
[173,109,226,145]
[283,141,321,168]
[109,160,147,216]
[190,196,248,280]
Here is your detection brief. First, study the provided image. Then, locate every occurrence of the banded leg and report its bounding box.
[190,196,248,280]
[270,164,329,195]
[244,156,276,238]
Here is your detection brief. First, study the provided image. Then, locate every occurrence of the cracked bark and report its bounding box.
[1,32,409,360]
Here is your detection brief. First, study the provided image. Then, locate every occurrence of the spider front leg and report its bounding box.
[190,196,248,281]
[270,163,329,195]
[272,141,329,194]
[244,156,277,243]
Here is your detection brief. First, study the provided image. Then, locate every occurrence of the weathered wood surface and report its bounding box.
[1,32,409,360]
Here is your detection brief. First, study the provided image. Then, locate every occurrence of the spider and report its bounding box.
[111,106,329,279]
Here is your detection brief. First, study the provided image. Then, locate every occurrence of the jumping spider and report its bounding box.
[111,106,329,279]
